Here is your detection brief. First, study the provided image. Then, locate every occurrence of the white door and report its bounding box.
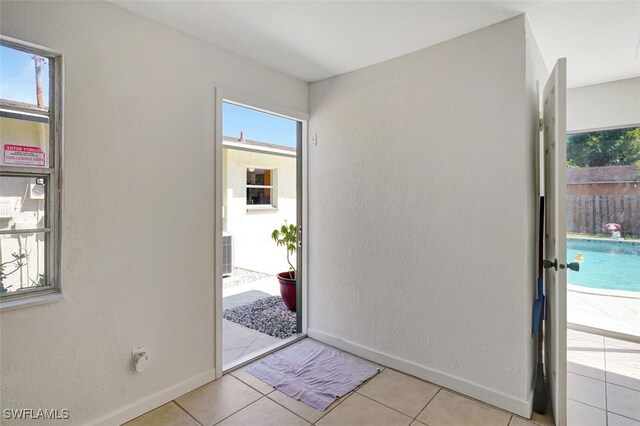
[543,58,567,426]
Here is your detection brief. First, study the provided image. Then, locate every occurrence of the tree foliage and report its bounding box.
[567,127,640,167]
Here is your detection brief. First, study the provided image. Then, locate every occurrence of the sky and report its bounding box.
[1,46,295,147]
[223,102,297,148]
[0,45,50,107]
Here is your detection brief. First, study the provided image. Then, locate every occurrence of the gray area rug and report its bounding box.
[246,340,380,411]
[222,295,296,339]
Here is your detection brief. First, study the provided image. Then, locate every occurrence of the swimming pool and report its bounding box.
[567,238,640,293]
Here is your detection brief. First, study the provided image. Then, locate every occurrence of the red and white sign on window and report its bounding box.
[3,144,45,167]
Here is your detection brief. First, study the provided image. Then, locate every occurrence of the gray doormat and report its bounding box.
[222,295,297,339]
[246,340,380,411]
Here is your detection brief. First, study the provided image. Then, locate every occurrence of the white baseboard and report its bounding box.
[308,328,532,418]
[87,369,216,426]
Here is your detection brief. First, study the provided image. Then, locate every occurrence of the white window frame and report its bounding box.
[246,167,277,208]
[0,37,63,310]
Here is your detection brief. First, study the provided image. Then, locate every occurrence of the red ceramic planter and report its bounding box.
[277,271,296,312]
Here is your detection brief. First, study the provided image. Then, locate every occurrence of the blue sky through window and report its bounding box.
[223,102,297,148]
[1,46,295,147]
[0,45,50,107]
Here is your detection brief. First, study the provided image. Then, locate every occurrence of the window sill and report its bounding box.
[1,291,64,312]
[246,205,278,213]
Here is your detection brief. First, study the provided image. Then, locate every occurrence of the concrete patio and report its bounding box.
[222,275,286,366]
[568,285,640,337]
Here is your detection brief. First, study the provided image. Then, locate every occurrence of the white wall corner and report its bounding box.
[308,329,533,418]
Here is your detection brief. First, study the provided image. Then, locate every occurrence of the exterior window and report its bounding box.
[0,39,61,302]
[246,168,275,206]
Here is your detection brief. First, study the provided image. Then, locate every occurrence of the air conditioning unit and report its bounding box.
[0,197,20,218]
[30,183,45,200]
[222,232,233,277]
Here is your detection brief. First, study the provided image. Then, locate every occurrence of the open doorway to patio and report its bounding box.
[565,125,640,424]
[219,98,305,371]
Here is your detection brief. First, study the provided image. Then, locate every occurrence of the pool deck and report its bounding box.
[568,285,639,337]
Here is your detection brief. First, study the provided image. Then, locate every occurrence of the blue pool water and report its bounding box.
[567,238,640,293]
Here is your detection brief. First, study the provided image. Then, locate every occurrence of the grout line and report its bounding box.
[355,392,416,420]
[229,371,275,396]
[567,369,606,382]
[604,358,609,426]
[567,397,606,413]
[172,400,204,426]
[567,364,607,382]
[262,393,318,425]
[267,390,352,425]
[604,379,640,394]
[413,387,442,425]
[210,395,265,425]
[605,410,640,424]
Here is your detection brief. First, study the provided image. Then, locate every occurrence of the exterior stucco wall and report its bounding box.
[223,147,297,274]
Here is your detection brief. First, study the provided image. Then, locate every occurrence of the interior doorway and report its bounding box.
[215,93,307,374]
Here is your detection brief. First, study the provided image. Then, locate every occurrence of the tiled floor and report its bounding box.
[125,339,554,426]
[567,328,640,426]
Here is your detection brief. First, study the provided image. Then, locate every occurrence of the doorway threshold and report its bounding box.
[223,333,307,374]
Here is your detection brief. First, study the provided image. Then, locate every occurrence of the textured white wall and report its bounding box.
[308,16,536,414]
[567,77,640,132]
[525,16,548,397]
[223,148,297,274]
[0,1,307,425]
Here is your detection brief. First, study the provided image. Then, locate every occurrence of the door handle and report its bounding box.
[544,259,580,272]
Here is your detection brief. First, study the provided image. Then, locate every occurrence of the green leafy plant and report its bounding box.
[30,273,46,287]
[271,221,297,272]
[0,251,27,294]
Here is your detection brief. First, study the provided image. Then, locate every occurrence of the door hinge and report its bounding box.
[538,118,544,132]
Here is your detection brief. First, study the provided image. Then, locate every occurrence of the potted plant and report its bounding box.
[271,221,297,312]
[0,251,27,294]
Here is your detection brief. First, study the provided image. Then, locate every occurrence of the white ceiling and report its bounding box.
[111,1,640,88]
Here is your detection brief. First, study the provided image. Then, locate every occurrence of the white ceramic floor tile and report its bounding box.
[230,363,275,395]
[607,383,640,421]
[608,412,640,426]
[175,375,261,426]
[567,399,606,426]
[217,396,309,426]
[267,390,351,423]
[416,389,510,426]
[124,402,198,426]
[567,372,606,409]
[357,369,440,417]
[568,329,606,380]
[317,393,412,426]
[510,417,539,426]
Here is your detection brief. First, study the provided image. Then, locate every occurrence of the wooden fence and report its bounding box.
[567,195,640,237]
